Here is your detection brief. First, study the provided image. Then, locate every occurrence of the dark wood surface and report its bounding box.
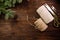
[0,0,60,40]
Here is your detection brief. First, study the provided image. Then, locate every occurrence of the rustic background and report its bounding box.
[0,0,60,40]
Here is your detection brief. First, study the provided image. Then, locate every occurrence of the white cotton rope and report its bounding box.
[36,5,54,24]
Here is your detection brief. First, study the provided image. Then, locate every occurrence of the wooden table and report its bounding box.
[0,0,60,40]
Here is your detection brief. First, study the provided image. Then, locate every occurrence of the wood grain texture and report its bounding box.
[0,0,60,40]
